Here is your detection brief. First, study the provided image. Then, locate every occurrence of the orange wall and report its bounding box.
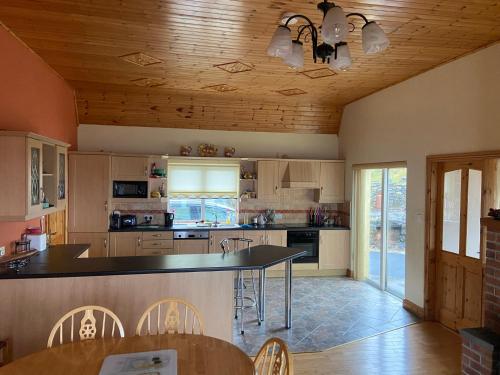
[0,25,77,254]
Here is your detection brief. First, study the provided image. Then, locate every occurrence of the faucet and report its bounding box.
[213,215,220,227]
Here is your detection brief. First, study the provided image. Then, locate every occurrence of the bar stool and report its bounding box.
[220,237,261,334]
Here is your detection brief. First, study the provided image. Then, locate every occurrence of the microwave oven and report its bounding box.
[113,181,148,198]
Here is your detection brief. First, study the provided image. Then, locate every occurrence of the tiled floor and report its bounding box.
[232,277,419,356]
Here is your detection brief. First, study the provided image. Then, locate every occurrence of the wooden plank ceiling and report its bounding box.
[0,0,499,134]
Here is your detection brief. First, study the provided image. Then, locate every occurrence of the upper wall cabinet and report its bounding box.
[257,160,280,202]
[0,132,70,221]
[315,161,345,203]
[111,156,149,181]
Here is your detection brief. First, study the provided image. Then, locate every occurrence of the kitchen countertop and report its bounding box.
[0,244,306,279]
[109,223,350,232]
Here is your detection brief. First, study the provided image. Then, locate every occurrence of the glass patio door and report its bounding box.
[354,165,407,298]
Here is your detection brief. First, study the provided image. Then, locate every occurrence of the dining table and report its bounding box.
[0,334,255,375]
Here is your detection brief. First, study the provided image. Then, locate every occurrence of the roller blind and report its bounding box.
[168,160,240,198]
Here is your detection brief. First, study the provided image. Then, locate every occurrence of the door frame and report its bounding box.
[351,161,407,297]
[424,150,499,321]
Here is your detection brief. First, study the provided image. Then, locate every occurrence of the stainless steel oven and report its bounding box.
[287,230,319,263]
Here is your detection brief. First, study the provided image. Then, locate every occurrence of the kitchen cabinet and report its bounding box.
[0,132,69,221]
[109,232,140,257]
[280,160,320,189]
[242,230,287,271]
[319,230,350,271]
[68,232,109,258]
[47,210,66,245]
[56,146,68,209]
[266,230,287,271]
[257,161,280,202]
[209,230,243,253]
[111,156,149,181]
[174,239,209,255]
[68,153,110,233]
[315,161,345,203]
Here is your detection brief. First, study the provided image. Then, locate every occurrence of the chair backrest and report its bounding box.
[220,237,253,253]
[254,337,293,375]
[135,298,204,336]
[47,305,125,348]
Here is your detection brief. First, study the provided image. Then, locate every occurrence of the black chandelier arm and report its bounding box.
[346,12,369,24]
[284,14,316,28]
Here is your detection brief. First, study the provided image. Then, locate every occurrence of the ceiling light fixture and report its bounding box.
[267,0,389,71]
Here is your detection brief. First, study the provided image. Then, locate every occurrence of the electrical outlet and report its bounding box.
[0,246,5,257]
[144,214,153,223]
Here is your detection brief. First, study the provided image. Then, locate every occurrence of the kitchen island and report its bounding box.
[0,244,305,359]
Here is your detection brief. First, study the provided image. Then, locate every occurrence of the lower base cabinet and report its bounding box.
[319,230,350,271]
[109,232,140,257]
[174,239,209,255]
[68,232,109,258]
[242,230,287,271]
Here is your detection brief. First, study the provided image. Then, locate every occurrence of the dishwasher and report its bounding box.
[173,231,209,254]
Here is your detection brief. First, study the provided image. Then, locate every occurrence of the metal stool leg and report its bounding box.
[250,270,261,325]
[239,270,245,334]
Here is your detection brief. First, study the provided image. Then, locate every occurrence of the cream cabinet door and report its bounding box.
[56,146,68,209]
[111,156,149,180]
[209,230,243,253]
[242,230,266,247]
[317,162,345,203]
[266,230,288,271]
[68,232,109,258]
[319,230,350,271]
[68,154,111,233]
[257,161,279,201]
[174,239,209,254]
[27,138,43,217]
[109,232,140,257]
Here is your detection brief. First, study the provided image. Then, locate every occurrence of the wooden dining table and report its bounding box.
[0,334,255,375]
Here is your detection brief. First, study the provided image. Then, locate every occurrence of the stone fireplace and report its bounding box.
[460,218,500,374]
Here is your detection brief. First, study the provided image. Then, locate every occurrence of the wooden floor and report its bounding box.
[293,322,461,375]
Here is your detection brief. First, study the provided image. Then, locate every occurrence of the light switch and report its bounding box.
[0,246,5,257]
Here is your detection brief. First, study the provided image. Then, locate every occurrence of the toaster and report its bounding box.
[120,215,137,227]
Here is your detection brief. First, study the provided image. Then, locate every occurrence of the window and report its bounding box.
[169,198,238,224]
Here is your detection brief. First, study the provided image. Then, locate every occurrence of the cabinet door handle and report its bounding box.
[104,238,107,248]
[137,238,142,247]
[104,201,108,212]
[152,234,161,237]
[145,166,148,177]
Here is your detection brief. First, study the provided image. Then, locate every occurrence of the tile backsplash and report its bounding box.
[111,190,350,227]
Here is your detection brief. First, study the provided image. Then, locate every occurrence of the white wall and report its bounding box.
[78,124,339,159]
[339,43,500,307]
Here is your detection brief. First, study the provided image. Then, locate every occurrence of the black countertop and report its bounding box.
[0,244,306,280]
[110,223,350,232]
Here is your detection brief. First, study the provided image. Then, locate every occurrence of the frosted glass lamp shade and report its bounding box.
[362,21,390,54]
[267,26,293,58]
[321,6,348,45]
[282,41,304,69]
[329,43,352,71]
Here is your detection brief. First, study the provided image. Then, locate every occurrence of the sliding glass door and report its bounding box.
[355,165,407,298]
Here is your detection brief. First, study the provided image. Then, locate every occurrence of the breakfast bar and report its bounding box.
[0,244,305,359]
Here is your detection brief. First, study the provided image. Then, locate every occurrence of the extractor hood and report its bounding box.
[281,161,319,189]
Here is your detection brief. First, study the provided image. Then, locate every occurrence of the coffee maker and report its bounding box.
[164,212,174,227]
[110,211,121,230]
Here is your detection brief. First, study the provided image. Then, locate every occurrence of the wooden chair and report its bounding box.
[47,305,125,348]
[254,338,293,375]
[135,298,204,336]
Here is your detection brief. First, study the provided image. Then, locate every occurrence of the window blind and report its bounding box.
[168,160,240,198]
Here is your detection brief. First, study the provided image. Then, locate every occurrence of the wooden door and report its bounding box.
[68,154,110,233]
[47,210,66,245]
[319,230,350,271]
[111,156,149,180]
[209,230,243,253]
[436,161,484,330]
[174,239,209,254]
[266,230,287,271]
[27,138,43,217]
[109,232,140,257]
[68,232,109,258]
[317,162,345,203]
[257,161,279,201]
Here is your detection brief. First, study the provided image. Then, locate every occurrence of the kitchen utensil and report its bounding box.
[110,211,121,229]
[257,214,267,226]
[120,215,137,227]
